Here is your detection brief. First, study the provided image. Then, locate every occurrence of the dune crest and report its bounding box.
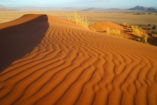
[0,14,157,105]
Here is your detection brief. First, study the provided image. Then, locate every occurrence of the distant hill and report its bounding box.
[0,5,10,10]
[82,8,121,11]
[82,8,104,11]
[128,6,157,12]
[12,7,82,11]
[1,5,156,12]
[82,6,157,12]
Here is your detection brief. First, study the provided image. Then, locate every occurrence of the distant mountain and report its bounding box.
[13,7,48,11]
[1,5,157,12]
[82,8,104,11]
[82,6,157,12]
[128,6,157,12]
[12,7,83,11]
[106,8,121,10]
[0,5,10,10]
[82,8,121,11]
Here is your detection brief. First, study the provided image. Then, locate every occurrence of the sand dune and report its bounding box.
[0,14,49,72]
[89,21,124,32]
[0,14,157,105]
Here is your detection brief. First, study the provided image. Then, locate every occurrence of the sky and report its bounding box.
[0,0,157,9]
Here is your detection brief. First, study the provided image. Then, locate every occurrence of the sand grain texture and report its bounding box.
[0,14,157,105]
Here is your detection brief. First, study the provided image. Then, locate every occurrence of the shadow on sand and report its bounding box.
[0,15,49,72]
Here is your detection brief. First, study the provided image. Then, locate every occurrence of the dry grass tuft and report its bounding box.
[65,11,89,29]
[131,25,148,43]
[122,23,130,27]
[104,28,122,37]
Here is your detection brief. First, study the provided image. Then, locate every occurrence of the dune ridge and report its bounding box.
[0,14,157,105]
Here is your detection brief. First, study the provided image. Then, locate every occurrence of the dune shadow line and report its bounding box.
[0,15,49,72]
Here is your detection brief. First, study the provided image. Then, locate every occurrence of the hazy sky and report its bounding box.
[0,0,157,8]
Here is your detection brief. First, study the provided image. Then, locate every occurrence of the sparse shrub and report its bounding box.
[104,28,121,37]
[131,26,144,37]
[122,23,130,27]
[134,37,141,42]
[65,11,89,29]
[152,25,156,30]
[148,24,151,26]
[131,25,148,43]
[152,34,157,37]
[134,12,141,15]
[144,37,148,43]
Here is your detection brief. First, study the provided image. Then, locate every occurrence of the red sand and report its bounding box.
[0,14,157,105]
[89,21,124,32]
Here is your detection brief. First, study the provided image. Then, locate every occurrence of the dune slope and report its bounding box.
[0,14,157,105]
[89,21,124,32]
[0,14,49,72]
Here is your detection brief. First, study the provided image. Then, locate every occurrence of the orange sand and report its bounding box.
[89,21,124,32]
[0,14,157,105]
